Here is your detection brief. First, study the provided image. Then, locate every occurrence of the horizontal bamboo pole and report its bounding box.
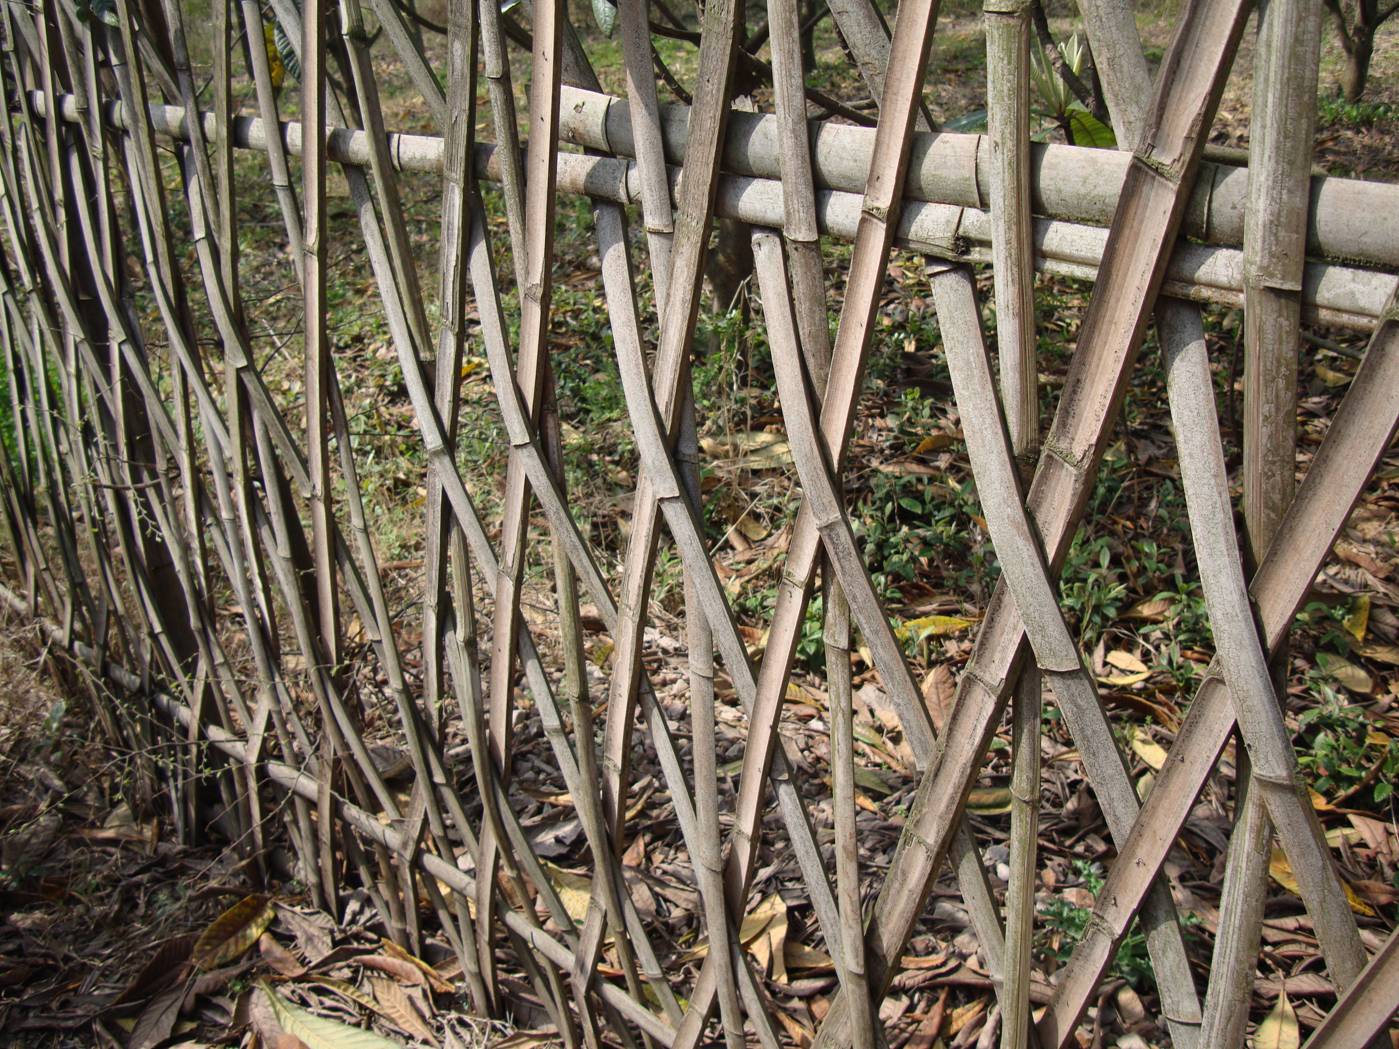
[38,85,1399,272]
[561,86,1399,273]
[29,90,1397,329]
[0,582,677,1045]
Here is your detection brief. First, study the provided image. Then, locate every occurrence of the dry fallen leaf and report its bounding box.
[1315,362,1352,388]
[258,980,401,1049]
[1316,652,1374,694]
[1343,594,1370,642]
[1268,848,1375,917]
[966,787,1013,815]
[368,976,438,1046]
[1129,727,1168,771]
[921,664,958,734]
[1255,992,1300,1049]
[192,895,275,971]
[897,614,975,644]
[541,861,594,925]
[700,431,792,470]
[1100,650,1151,686]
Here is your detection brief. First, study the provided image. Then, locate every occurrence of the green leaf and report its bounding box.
[1066,108,1116,149]
[592,0,617,35]
[944,109,988,133]
[259,980,402,1049]
[273,19,301,84]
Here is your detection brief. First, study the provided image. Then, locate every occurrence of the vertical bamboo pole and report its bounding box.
[984,4,1038,1047]
[302,0,341,910]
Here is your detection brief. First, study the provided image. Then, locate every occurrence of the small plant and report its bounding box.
[1297,681,1399,806]
[1317,94,1398,128]
[1059,532,1127,651]
[1037,860,1159,990]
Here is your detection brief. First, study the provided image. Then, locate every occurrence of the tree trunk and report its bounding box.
[1340,29,1374,101]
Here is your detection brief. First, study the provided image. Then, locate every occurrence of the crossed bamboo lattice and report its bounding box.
[0,0,1397,1044]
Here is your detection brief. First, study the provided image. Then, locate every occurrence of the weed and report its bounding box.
[1037,860,1176,991]
[1297,681,1399,806]
[1318,94,1398,128]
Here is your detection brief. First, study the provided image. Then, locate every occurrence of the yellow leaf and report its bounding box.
[192,895,275,971]
[1100,669,1151,686]
[784,941,834,972]
[1123,597,1172,621]
[966,786,1013,815]
[1106,650,1148,673]
[699,431,792,470]
[541,862,593,925]
[1355,641,1399,665]
[1129,727,1168,771]
[896,614,975,643]
[1344,595,1370,643]
[914,433,954,454]
[1315,362,1352,388]
[1255,993,1300,1049]
[679,893,790,974]
[1317,652,1374,694]
[262,24,285,91]
[259,980,401,1049]
[1269,848,1375,917]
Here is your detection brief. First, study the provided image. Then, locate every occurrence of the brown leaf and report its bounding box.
[274,904,335,964]
[368,976,438,1046]
[193,895,275,971]
[259,933,307,977]
[921,664,957,734]
[109,934,196,1012]
[126,983,185,1049]
[358,953,428,987]
[377,939,454,995]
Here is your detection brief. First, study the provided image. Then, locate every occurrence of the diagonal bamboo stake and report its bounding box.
[826,0,933,130]
[477,0,566,988]
[751,231,882,1048]
[1202,0,1325,1041]
[810,4,1250,1045]
[1301,927,1399,1049]
[302,0,339,694]
[926,263,1205,1044]
[765,0,873,1043]
[674,3,950,1045]
[591,10,750,1042]
[1037,285,1399,1041]
[428,0,492,1015]
[1079,0,1368,1035]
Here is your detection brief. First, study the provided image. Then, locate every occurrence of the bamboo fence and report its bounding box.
[0,0,1396,1044]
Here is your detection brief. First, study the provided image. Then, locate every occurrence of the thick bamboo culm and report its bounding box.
[2,0,1398,1047]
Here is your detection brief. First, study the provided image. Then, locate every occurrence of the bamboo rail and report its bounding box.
[2,0,1397,1046]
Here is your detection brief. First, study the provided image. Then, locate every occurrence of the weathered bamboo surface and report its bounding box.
[0,0,1397,1046]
